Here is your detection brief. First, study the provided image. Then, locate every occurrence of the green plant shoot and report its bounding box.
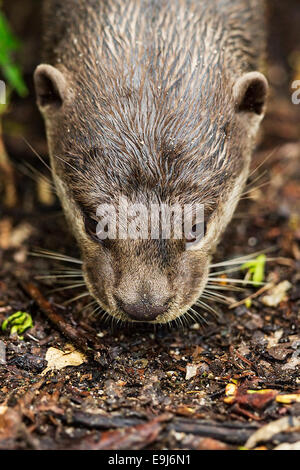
[2,311,33,339]
[241,254,266,286]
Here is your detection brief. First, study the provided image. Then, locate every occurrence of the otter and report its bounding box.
[34,0,268,324]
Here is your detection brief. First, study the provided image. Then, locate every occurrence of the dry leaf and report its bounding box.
[261,281,292,307]
[224,383,238,404]
[245,416,300,449]
[276,393,300,404]
[274,441,300,450]
[0,406,22,441]
[282,352,300,370]
[41,344,86,375]
[267,329,284,348]
[185,364,198,380]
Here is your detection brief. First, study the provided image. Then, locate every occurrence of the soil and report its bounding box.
[0,0,299,450]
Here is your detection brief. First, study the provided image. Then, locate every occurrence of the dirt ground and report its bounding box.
[0,1,299,450]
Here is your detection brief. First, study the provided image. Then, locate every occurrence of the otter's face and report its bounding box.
[81,237,210,323]
[34,64,268,323]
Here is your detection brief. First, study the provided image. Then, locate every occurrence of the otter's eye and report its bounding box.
[84,215,99,242]
[185,222,207,245]
[84,215,110,246]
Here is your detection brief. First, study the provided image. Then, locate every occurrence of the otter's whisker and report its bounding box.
[49,282,87,293]
[195,300,220,318]
[188,307,208,324]
[208,258,270,276]
[46,279,85,286]
[240,180,270,198]
[207,277,266,286]
[208,248,274,268]
[242,169,269,196]
[22,137,53,173]
[35,267,83,276]
[88,304,104,318]
[45,267,83,273]
[181,313,189,328]
[208,266,247,277]
[181,315,188,328]
[209,257,252,269]
[184,312,192,327]
[81,299,98,313]
[245,168,268,188]
[175,315,183,328]
[248,145,281,178]
[36,273,84,280]
[98,310,111,325]
[115,316,123,327]
[201,292,231,305]
[205,283,245,292]
[31,249,83,265]
[17,161,56,190]
[203,288,232,300]
[184,310,197,324]
[185,312,194,325]
[64,292,91,305]
[54,153,93,181]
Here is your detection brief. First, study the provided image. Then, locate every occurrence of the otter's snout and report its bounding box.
[117,297,170,322]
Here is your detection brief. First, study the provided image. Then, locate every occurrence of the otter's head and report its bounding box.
[34,62,268,323]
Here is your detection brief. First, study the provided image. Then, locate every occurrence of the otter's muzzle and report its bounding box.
[117,297,170,322]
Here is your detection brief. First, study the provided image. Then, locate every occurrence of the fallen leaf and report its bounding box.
[185,363,198,380]
[274,441,300,450]
[245,416,300,449]
[224,382,239,404]
[0,341,6,365]
[195,437,230,450]
[261,281,292,307]
[267,344,292,361]
[175,405,196,416]
[224,386,278,409]
[0,406,22,444]
[41,344,86,375]
[276,393,300,404]
[282,352,300,370]
[9,222,34,248]
[267,329,284,348]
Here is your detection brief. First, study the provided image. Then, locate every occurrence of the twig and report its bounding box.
[21,281,103,364]
[229,282,274,309]
[168,418,258,445]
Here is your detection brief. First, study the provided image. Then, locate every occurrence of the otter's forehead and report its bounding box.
[52,0,253,214]
[53,0,252,209]
[64,136,238,215]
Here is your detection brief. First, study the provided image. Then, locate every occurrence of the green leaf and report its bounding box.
[0,10,28,97]
[0,12,20,51]
[241,254,266,286]
[3,63,27,96]
[2,311,33,339]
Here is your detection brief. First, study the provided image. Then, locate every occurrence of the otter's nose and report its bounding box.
[119,299,169,322]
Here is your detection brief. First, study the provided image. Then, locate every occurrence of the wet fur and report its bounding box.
[37,0,267,322]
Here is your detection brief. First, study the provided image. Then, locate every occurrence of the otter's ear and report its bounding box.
[233,71,268,116]
[34,64,67,109]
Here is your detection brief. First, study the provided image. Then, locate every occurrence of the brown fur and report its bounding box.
[35,0,268,323]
